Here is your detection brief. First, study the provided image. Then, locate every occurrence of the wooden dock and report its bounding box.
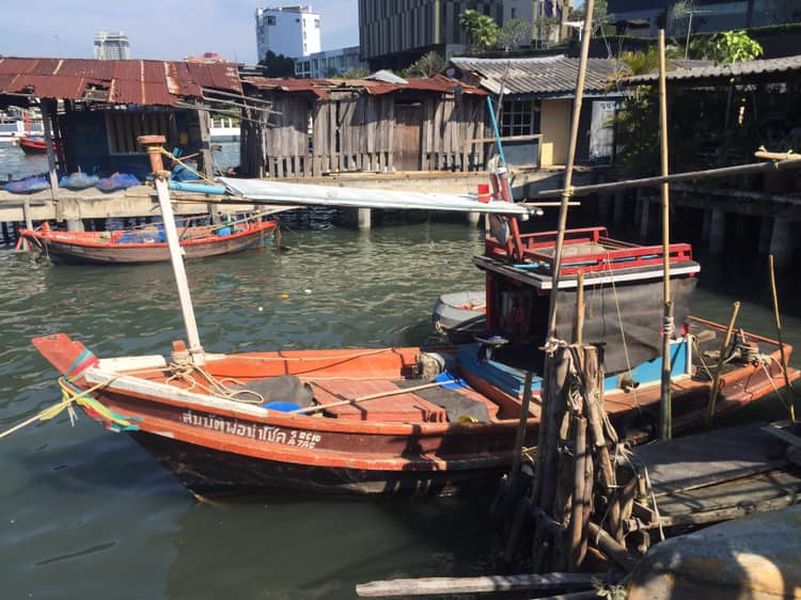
[631,423,801,530]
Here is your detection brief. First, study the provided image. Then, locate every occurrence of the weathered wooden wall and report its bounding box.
[240,90,487,178]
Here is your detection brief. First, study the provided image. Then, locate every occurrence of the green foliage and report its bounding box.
[619,44,682,76]
[532,15,560,48]
[571,0,608,33]
[402,51,446,78]
[340,67,370,79]
[258,51,295,77]
[460,9,500,51]
[700,30,764,64]
[613,90,660,175]
[498,18,531,51]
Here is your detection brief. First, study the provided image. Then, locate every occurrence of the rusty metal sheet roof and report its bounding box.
[449,55,621,96]
[0,57,242,105]
[242,74,485,100]
[622,54,801,85]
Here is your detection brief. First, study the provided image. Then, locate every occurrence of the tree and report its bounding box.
[340,67,370,79]
[459,9,500,52]
[497,18,531,51]
[402,51,446,78]
[533,15,560,49]
[258,51,295,77]
[705,30,764,64]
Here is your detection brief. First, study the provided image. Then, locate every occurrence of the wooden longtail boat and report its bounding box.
[31,227,800,496]
[32,321,797,496]
[22,220,277,265]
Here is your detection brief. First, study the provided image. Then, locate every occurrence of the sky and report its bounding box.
[0,0,359,63]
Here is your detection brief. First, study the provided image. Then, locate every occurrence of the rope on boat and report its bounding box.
[158,147,218,187]
[616,444,666,543]
[166,347,264,405]
[0,376,137,439]
[604,253,640,407]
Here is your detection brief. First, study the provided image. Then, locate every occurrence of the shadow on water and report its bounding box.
[165,490,499,600]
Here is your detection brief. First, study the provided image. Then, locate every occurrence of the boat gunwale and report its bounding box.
[78,316,794,438]
[22,220,276,250]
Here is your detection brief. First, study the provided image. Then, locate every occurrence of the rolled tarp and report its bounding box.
[218,177,536,216]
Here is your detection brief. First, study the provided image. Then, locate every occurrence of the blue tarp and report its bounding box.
[115,231,166,244]
[3,176,49,194]
[59,172,99,190]
[96,173,140,193]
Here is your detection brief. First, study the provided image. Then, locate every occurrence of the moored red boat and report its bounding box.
[31,321,797,496]
[22,219,277,265]
[30,227,800,497]
[18,135,54,154]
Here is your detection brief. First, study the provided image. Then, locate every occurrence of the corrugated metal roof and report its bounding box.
[242,74,485,100]
[622,55,801,85]
[449,55,621,96]
[0,57,242,106]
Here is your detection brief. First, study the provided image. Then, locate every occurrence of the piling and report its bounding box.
[769,218,793,269]
[708,208,725,254]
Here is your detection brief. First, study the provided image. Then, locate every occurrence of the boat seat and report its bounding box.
[395,379,497,423]
[309,379,448,422]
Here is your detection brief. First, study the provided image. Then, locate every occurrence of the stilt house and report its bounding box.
[239,75,488,178]
[0,57,243,180]
[446,56,623,168]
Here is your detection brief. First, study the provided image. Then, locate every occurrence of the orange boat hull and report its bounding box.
[31,319,800,496]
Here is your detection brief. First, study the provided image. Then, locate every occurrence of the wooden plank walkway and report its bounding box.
[631,423,801,527]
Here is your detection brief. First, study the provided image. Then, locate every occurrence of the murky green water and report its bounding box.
[1,144,800,598]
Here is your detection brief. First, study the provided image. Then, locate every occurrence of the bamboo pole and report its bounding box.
[568,415,588,571]
[511,371,535,474]
[705,301,741,427]
[768,255,796,422]
[574,271,585,345]
[544,0,595,339]
[533,154,801,199]
[657,29,673,441]
[139,135,205,364]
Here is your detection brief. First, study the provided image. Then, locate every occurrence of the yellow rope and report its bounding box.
[0,377,116,440]
[158,147,218,186]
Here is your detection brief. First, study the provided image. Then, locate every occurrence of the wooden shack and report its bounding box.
[0,57,244,180]
[239,75,488,178]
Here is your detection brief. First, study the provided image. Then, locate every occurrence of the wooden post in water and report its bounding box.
[41,99,59,205]
[768,255,796,422]
[139,134,205,364]
[196,102,213,177]
[657,30,673,441]
[530,0,599,574]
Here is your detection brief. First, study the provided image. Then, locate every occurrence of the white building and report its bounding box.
[294,46,366,78]
[255,5,321,61]
[93,31,131,60]
[501,0,572,46]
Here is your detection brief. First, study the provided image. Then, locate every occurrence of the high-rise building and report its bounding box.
[255,5,322,62]
[93,31,131,60]
[608,0,801,37]
[358,0,504,70]
[294,46,367,78]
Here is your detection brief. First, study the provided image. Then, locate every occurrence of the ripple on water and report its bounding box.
[0,223,498,600]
